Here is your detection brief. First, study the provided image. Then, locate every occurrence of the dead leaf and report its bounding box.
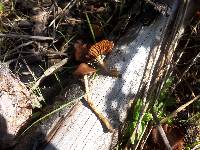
[196,11,200,17]
[74,40,88,61]
[31,7,48,35]
[73,63,96,76]
[86,3,105,13]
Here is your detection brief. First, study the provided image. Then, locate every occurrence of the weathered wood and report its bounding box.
[0,63,35,149]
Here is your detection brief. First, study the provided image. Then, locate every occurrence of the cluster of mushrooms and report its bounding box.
[73,40,115,132]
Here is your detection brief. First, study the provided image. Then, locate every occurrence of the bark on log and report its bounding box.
[0,63,34,149]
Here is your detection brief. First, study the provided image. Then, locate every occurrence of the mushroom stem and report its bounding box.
[84,96,114,132]
[83,75,114,132]
[84,75,90,97]
[96,56,109,73]
[96,56,120,78]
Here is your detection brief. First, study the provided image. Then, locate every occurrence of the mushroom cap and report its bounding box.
[73,63,96,76]
[87,40,114,59]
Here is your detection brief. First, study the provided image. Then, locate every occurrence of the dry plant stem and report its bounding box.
[83,75,114,132]
[152,111,172,150]
[139,127,153,150]
[84,75,90,96]
[84,96,114,132]
[49,0,77,27]
[0,33,53,41]
[157,124,172,150]
[161,95,200,124]
[32,58,68,90]
[173,52,200,90]
[184,79,196,98]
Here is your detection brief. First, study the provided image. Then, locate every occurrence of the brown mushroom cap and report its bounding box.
[73,63,96,76]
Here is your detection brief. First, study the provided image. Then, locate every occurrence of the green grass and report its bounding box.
[121,77,175,148]
[85,12,96,43]
[20,97,83,136]
[153,77,176,123]
[0,2,4,13]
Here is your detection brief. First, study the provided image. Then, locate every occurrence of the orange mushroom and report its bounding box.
[86,40,118,77]
[74,40,119,77]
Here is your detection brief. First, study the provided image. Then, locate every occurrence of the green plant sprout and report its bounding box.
[20,97,82,136]
[130,100,152,144]
[0,2,4,14]
[153,77,176,124]
[125,99,153,144]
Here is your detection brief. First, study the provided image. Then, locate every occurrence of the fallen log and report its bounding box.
[11,0,200,149]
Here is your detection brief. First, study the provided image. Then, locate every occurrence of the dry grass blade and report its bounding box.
[0,33,54,41]
[172,52,200,90]
[85,12,96,42]
[32,58,68,90]
[1,41,34,61]
[20,97,82,136]
[49,0,77,27]
[161,95,200,124]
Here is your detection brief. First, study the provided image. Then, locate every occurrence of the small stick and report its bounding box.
[83,75,114,132]
[157,124,172,150]
[161,95,200,124]
[0,33,54,41]
[152,111,172,150]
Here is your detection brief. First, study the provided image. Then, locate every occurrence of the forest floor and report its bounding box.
[0,0,199,149]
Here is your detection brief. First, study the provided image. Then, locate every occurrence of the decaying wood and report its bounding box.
[0,63,36,149]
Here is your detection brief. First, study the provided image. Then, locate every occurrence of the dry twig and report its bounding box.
[161,95,200,124]
[0,33,53,41]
